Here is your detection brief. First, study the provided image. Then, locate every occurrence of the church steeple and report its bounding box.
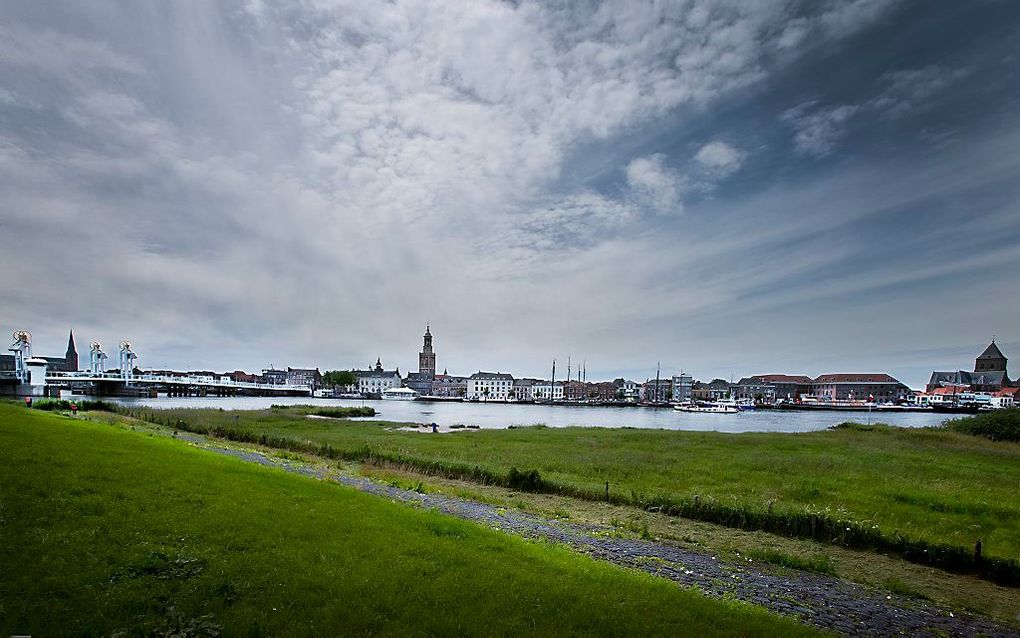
[65,329,78,372]
[418,325,436,377]
[975,338,1007,373]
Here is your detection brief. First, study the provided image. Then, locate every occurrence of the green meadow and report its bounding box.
[0,402,813,636]
[127,405,1020,568]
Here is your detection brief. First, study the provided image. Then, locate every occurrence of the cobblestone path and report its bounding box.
[174,431,1016,637]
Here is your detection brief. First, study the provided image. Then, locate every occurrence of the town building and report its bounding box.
[404,371,434,396]
[261,367,288,385]
[927,340,1013,393]
[430,371,468,397]
[730,377,777,404]
[692,379,731,401]
[466,371,514,400]
[532,381,564,401]
[811,373,909,402]
[512,377,542,401]
[671,373,693,403]
[287,367,322,390]
[641,378,672,403]
[613,378,640,401]
[355,358,402,397]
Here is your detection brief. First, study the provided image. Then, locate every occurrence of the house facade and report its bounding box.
[466,372,514,400]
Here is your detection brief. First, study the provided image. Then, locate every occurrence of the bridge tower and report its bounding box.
[118,341,137,379]
[8,330,32,383]
[89,341,108,374]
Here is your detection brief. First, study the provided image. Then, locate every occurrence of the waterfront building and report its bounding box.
[589,381,618,402]
[287,367,322,390]
[811,373,909,402]
[692,379,731,401]
[430,370,468,397]
[261,367,288,385]
[641,378,672,403]
[404,371,434,395]
[671,374,693,403]
[613,378,640,401]
[467,371,514,400]
[511,377,541,401]
[730,377,777,404]
[355,358,402,397]
[927,340,1012,393]
[755,374,813,402]
[532,380,564,401]
[562,379,588,401]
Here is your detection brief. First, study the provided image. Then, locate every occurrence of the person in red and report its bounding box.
[70,402,78,416]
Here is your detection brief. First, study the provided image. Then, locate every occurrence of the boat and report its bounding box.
[929,402,983,414]
[674,402,740,414]
[382,387,419,401]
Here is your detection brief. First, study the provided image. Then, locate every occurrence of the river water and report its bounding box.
[106,395,952,433]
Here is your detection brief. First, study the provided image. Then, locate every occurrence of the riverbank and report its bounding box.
[0,402,812,636]
[104,394,952,432]
[118,404,1020,579]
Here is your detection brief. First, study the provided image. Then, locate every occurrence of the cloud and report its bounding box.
[626,154,684,214]
[870,65,973,117]
[781,101,860,157]
[694,141,746,177]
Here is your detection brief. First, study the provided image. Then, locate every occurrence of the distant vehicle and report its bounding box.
[382,387,419,401]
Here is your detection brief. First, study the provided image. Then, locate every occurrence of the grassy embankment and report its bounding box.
[0,402,813,636]
[122,405,1020,584]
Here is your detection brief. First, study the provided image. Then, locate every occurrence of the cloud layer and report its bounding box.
[1,1,1018,386]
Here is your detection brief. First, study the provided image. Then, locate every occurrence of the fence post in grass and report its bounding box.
[604,481,609,500]
[810,514,818,539]
[693,494,699,509]
[974,539,982,563]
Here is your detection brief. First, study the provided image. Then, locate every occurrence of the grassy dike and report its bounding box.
[0,403,814,636]
[123,405,1020,583]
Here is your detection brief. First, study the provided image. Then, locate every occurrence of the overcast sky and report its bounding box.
[1,1,1018,387]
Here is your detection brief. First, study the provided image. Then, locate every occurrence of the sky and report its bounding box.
[1,1,1018,388]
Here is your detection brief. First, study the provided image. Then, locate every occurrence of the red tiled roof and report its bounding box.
[813,373,902,383]
[753,374,813,383]
[994,387,1020,396]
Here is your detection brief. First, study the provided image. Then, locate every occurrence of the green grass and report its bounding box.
[0,402,813,636]
[119,405,1020,576]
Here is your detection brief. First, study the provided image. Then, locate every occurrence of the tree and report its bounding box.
[323,370,357,388]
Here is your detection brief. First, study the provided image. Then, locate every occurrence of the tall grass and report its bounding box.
[106,405,1020,585]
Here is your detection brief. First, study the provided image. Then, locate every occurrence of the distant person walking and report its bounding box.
[24,396,32,408]
[431,422,438,433]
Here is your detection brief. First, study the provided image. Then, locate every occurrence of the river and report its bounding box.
[104,395,953,433]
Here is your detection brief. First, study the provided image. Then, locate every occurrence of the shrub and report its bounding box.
[945,408,1020,442]
[314,406,377,418]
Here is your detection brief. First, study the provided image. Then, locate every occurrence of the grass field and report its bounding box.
[0,402,813,636]
[122,405,1020,569]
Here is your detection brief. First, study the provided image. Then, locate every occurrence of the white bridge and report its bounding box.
[45,371,312,395]
[3,330,311,397]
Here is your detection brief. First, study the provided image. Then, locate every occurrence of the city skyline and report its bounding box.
[5,323,1013,390]
[2,3,1019,388]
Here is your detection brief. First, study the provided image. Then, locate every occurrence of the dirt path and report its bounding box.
[166,428,1015,637]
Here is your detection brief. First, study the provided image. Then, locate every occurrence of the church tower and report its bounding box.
[418,325,436,377]
[65,329,78,372]
[974,339,1007,373]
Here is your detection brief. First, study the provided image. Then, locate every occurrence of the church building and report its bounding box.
[927,339,1013,393]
